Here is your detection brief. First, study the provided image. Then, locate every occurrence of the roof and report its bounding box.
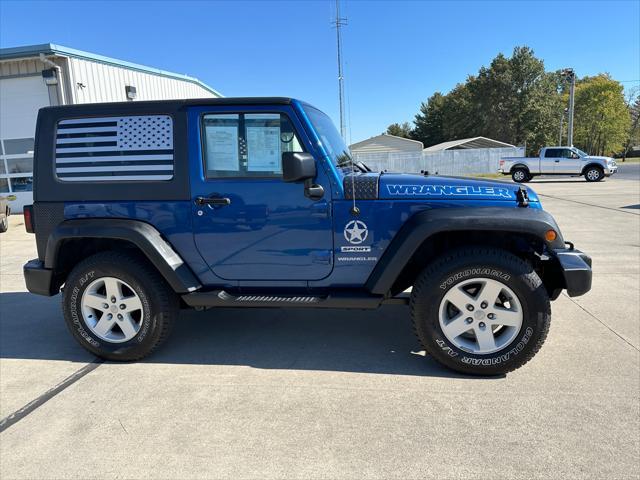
[0,43,222,97]
[39,97,296,113]
[350,133,423,150]
[423,136,515,152]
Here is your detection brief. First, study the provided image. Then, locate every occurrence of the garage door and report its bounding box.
[1,75,51,210]
[0,75,50,139]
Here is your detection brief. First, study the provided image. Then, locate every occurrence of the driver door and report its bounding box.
[556,148,582,174]
[189,106,334,282]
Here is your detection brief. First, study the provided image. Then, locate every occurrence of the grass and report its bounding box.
[616,157,640,164]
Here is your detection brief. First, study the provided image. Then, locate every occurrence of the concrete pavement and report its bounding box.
[0,175,638,479]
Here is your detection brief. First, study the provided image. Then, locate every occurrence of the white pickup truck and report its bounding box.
[499,146,617,183]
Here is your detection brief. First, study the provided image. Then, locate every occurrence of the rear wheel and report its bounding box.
[584,166,604,182]
[511,168,530,183]
[410,247,551,375]
[62,251,178,361]
[0,213,7,233]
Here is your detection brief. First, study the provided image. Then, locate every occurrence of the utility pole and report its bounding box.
[333,0,347,140]
[558,107,568,145]
[562,68,576,146]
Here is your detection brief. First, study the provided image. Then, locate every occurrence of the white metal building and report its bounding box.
[350,134,424,159]
[350,135,524,175]
[423,136,515,152]
[0,43,221,209]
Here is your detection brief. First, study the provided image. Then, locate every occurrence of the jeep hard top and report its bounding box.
[23,97,592,375]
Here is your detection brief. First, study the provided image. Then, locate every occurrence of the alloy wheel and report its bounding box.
[438,277,523,354]
[81,277,144,343]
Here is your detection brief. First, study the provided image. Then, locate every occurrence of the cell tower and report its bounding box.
[333,0,347,139]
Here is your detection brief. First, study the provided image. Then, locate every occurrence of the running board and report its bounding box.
[182,290,410,309]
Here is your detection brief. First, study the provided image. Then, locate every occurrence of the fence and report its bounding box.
[352,146,525,176]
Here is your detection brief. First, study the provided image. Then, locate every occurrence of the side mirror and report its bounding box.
[282,152,316,182]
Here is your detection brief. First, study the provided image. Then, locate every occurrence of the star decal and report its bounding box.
[344,220,369,244]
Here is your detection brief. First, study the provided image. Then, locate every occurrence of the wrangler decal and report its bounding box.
[386,184,513,199]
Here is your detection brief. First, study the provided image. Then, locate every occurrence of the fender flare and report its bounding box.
[45,219,201,294]
[581,163,604,175]
[510,164,530,173]
[365,207,565,295]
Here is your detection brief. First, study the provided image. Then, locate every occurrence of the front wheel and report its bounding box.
[62,251,178,361]
[411,247,551,375]
[584,166,604,182]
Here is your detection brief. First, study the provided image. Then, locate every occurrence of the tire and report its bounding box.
[0,213,7,233]
[410,247,551,376]
[511,168,530,183]
[62,250,178,361]
[584,166,604,182]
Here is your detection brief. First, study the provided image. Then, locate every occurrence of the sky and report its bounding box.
[1,0,638,144]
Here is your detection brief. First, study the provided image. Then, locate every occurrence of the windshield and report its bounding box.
[574,147,589,157]
[302,105,353,173]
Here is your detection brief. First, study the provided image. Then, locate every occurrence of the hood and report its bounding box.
[377,173,540,202]
[586,155,613,162]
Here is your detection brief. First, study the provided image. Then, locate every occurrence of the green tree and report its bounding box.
[572,75,630,156]
[386,122,413,138]
[411,46,563,153]
[412,92,446,147]
[468,46,562,152]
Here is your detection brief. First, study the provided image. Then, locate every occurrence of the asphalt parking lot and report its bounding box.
[1,171,639,479]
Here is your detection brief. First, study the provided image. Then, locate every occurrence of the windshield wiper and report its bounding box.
[336,153,368,173]
[356,160,372,172]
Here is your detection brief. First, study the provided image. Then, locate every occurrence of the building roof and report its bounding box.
[350,133,424,150]
[423,136,515,152]
[0,43,221,97]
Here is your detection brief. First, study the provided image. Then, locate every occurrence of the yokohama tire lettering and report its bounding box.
[440,268,511,290]
[435,339,459,357]
[70,271,100,347]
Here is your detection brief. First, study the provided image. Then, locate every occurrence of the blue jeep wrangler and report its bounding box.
[23,98,592,375]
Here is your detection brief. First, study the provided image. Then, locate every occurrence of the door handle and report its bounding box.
[195,196,231,206]
[555,160,560,162]
[305,184,324,200]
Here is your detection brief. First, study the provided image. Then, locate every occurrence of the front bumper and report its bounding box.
[552,248,592,297]
[24,259,58,296]
[605,166,617,176]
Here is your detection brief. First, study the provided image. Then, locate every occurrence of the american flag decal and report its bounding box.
[55,115,174,181]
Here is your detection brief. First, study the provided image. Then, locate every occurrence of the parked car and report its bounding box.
[0,195,13,233]
[499,146,617,183]
[23,98,592,376]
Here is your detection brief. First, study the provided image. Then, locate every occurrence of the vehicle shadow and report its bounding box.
[0,292,491,379]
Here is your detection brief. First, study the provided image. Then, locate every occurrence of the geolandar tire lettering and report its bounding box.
[62,251,178,361]
[410,247,551,375]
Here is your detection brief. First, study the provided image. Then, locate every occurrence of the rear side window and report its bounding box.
[55,115,174,182]
[202,113,304,178]
[544,149,560,158]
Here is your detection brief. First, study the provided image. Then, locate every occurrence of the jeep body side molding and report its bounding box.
[45,219,201,294]
[365,207,565,295]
